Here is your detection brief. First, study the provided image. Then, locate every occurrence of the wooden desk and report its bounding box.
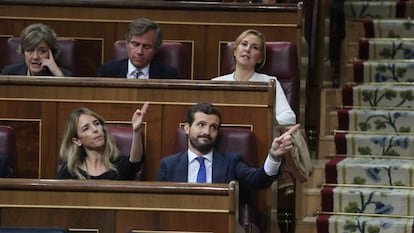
[0,0,302,79]
[0,178,239,233]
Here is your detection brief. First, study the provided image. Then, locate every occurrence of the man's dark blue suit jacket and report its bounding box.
[96,58,179,79]
[157,150,279,191]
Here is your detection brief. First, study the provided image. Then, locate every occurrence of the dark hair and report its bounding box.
[19,23,60,59]
[185,103,222,126]
[125,18,162,49]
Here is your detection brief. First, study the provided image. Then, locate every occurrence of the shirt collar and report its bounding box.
[127,59,150,79]
[187,149,213,163]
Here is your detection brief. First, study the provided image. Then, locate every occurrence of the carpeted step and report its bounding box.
[362,18,414,38]
[321,185,414,216]
[317,214,414,233]
[337,109,414,133]
[334,132,414,156]
[358,38,414,60]
[353,60,414,83]
[325,156,414,186]
[342,84,414,109]
[345,1,409,19]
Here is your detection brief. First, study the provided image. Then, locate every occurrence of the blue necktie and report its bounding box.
[196,157,206,183]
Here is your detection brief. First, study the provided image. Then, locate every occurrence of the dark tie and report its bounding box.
[134,69,142,78]
[196,157,206,183]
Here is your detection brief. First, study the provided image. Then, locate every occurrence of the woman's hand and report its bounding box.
[132,101,149,132]
[41,49,64,77]
[129,101,150,163]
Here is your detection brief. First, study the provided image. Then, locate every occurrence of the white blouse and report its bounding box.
[212,72,296,125]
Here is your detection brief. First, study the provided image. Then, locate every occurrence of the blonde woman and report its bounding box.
[212,29,296,125]
[56,102,148,180]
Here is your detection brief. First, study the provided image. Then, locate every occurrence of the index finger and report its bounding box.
[141,101,150,114]
[282,123,300,136]
[48,49,53,59]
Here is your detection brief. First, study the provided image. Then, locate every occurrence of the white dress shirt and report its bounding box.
[127,59,150,79]
[187,149,213,183]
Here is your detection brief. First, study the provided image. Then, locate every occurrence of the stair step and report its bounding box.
[335,132,414,157]
[326,156,414,186]
[344,1,411,19]
[321,185,414,216]
[316,214,414,233]
[337,109,414,133]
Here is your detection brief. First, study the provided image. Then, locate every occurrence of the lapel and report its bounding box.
[212,151,229,183]
[175,152,190,182]
[120,59,129,78]
[148,61,157,78]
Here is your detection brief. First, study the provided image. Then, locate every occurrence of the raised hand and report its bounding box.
[131,101,149,132]
[269,124,300,161]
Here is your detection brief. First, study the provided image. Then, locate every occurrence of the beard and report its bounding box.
[188,135,215,154]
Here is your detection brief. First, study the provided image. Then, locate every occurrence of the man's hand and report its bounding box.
[269,124,300,161]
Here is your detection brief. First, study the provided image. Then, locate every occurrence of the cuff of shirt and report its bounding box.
[264,154,281,176]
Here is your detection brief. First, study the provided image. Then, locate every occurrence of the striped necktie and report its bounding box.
[134,69,143,78]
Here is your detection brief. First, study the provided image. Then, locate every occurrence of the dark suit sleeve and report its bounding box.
[149,61,180,79]
[234,155,278,189]
[96,59,127,78]
[1,64,26,75]
[156,158,168,181]
[0,155,11,178]
[96,63,110,77]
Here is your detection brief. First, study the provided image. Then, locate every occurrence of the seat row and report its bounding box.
[0,36,300,114]
[0,124,257,230]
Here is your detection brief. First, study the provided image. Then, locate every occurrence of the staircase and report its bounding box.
[296,0,414,233]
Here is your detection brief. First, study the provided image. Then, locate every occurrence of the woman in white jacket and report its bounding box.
[212,29,296,125]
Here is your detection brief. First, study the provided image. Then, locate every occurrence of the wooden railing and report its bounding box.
[0,178,239,233]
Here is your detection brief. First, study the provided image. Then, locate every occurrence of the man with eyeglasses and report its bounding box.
[97,18,179,79]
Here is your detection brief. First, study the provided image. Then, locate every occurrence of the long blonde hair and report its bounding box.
[59,108,119,179]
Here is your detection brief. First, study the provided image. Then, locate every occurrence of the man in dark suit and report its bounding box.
[157,102,300,191]
[97,18,179,79]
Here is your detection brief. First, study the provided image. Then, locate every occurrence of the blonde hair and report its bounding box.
[232,29,267,71]
[59,108,119,179]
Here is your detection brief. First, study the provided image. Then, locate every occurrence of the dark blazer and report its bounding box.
[96,58,179,79]
[1,63,72,76]
[157,150,278,189]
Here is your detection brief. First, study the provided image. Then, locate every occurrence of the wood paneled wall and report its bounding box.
[0,0,303,80]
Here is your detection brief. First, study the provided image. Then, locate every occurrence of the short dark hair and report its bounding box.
[185,103,222,126]
[19,23,60,59]
[125,17,162,49]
